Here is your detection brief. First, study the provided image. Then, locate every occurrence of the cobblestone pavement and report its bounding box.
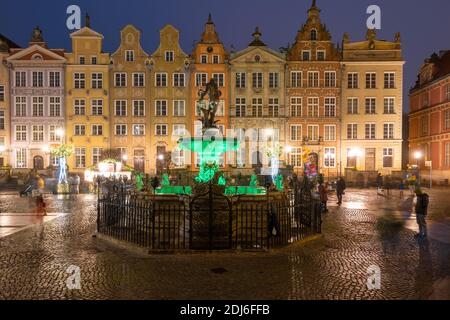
[0,189,449,300]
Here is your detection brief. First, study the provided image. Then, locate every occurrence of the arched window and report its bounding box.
[310,29,318,41]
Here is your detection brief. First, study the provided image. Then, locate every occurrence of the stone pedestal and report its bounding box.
[57,183,70,194]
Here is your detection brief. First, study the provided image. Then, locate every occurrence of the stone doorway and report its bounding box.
[33,156,44,170]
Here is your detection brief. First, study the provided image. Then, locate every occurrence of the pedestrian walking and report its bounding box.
[336,177,346,205]
[399,180,405,199]
[376,173,384,195]
[35,195,47,216]
[319,182,328,213]
[414,188,429,238]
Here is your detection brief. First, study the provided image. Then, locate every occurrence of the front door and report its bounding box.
[33,156,44,170]
[365,148,376,171]
[133,149,145,173]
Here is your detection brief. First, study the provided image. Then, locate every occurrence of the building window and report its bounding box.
[444,109,450,130]
[91,73,103,89]
[383,148,393,168]
[173,100,185,117]
[74,73,85,89]
[307,97,319,117]
[307,125,319,141]
[383,123,394,140]
[32,97,44,117]
[423,93,430,107]
[115,100,127,116]
[324,147,336,168]
[79,56,85,65]
[0,110,4,130]
[324,125,336,141]
[165,51,174,62]
[15,71,26,87]
[268,98,279,117]
[172,148,185,167]
[15,96,26,117]
[16,149,27,168]
[310,29,318,41]
[173,124,186,137]
[115,73,127,87]
[173,73,185,87]
[347,124,357,140]
[155,73,167,87]
[347,98,358,114]
[0,86,4,102]
[15,125,27,141]
[212,55,220,64]
[32,71,43,87]
[308,71,319,87]
[290,125,302,141]
[252,72,263,88]
[366,72,376,89]
[133,124,145,136]
[91,125,103,136]
[251,98,263,117]
[384,97,395,114]
[155,124,168,136]
[445,142,450,167]
[133,73,145,87]
[269,72,279,88]
[155,100,168,116]
[75,148,86,168]
[291,97,302,117]
[212,73,225,87]
[200,55,208,64]
[324,97,336,117]
[49,97,61,117]
[365,123,376,140]
[235,98,246,117]
[49,125,62,142]
[49,155,59,167]
[384,72,395,89]
[420,116,428,135]
[317,50,325,61]
[216,100,225,116]
[115,124,127,136]
[32,125,44,142]
[74,124,86,136]
[74,99,86,115]
[291,71,302,88]
[347,148,357,168]
[133,100,145,117]
[365,98,376,114]
[195,73,208,87]
[302,51,311,61]
[92,148,102,166]
[289,147,303,168]
[236,73,246,88]
[446,84,450,101]
[49,71,61,87]
[91,56,97,65]
[324,71,336,87]
[348,73,358,89]
[125,50,135,62]
[91,99,103,116]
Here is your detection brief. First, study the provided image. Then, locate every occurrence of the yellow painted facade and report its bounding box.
[65,26,110,173]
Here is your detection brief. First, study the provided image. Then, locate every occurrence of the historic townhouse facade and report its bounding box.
[409,50,450,182]
[0,35,19,167]
[341,29,404,175]
[7,28,66,169]
[149,25,191,174]
[286,1,341,178]
[190,15,229,169]
[65,19,110,174]
[229,28,287,172]
[110,25,150,173]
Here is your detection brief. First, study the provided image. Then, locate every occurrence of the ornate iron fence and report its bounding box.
[97,182,321,251]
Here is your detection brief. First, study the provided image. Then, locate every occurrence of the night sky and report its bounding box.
[1,0,449,110]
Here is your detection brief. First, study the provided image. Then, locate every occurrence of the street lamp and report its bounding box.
[414,151,423,186]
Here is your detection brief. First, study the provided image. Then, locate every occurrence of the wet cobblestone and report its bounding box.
[0,189,449,300]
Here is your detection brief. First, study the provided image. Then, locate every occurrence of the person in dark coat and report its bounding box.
[376,173,383,195]
[336,177,346,205]
[414,188,429,238]
[318,182,328,213]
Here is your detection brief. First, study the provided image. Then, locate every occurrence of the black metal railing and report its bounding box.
[97,184,321,251]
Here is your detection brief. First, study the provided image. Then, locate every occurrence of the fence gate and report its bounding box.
[189,184,232,250]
